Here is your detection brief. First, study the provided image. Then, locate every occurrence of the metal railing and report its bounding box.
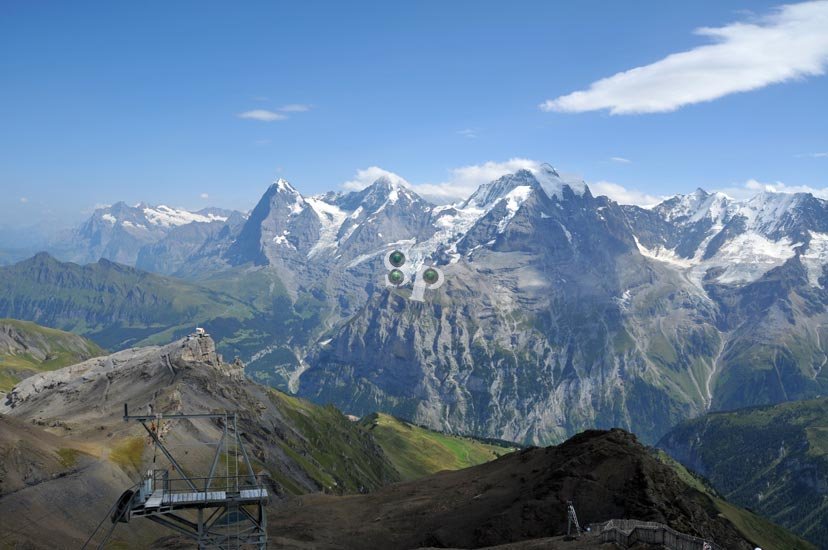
[140,469,269,505]
[599,519,723,550]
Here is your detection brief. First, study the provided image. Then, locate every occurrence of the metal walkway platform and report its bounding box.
[84,406,270,549]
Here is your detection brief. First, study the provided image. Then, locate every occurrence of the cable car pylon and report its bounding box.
[84,404,269,549]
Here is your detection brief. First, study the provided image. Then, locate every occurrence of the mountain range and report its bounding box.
[3,164,828,448]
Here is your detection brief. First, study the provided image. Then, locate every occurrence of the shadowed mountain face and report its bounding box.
[264,429,800,550]
[658,397,828,548]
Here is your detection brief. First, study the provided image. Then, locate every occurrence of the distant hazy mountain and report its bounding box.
[48,201,246,273]
[0,252,256,350]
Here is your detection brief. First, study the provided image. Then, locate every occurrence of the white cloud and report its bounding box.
[717,178,828,200]
[457,128,477,139]
[610,156,632,164]
[200,193,209,199]
[796,151,828,158]
[342,167,411,191]
[342,158,575,203]
[279,104,312,112]
[19,197,28,203]
[238,109,287,122]
[540,1,828,114]
[590,181,664,207]
[412,158,543,202]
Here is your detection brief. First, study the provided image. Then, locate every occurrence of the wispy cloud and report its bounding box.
[238,103,312,122]
[541,1,828,114]
[590,181,664,207]
[457,128,477,139]
[19,197,28,204]
[200,193,209,199]
[796,151,828,158]
[279,103,312,112]
[342,167,410,191]
[238,109,287,122]
[610,156,632,164]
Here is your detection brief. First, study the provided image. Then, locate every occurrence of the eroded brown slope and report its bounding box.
[266,429,756,550]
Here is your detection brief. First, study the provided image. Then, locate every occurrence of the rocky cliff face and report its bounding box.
[295,174,828,445]
[299,172,724,444]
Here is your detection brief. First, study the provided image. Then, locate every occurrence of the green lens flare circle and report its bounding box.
[422,268,439,285]
[388,269,404,285]
[389,250,406,267]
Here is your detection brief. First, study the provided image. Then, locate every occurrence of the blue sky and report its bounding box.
[1,0,827,227]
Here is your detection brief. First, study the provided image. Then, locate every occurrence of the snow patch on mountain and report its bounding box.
[659,189,733,225]
[143,205,228,227]
[532,163,587,200]
[274,178,297,193]
[635,237,695,268]
[802,232,828,286]
[497,186,534,233]
[736,192,803,235]
[714,232,800,284]
[306,197,348,258]
[636,231,800,286]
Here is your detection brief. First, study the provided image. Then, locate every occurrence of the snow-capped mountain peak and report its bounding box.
[531,163,587,200]
[628,187,828,287]
[273,177,299,194]
[88,202,230,230]
[464,170,541,208]
[655,188,733,225]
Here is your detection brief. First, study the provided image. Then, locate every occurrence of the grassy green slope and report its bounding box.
[654,450,815,550]
[658,398,828,548]
[0,318,104,391]
[0,253,257,351]
[267,393,401,494]
[359,412,517,481]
